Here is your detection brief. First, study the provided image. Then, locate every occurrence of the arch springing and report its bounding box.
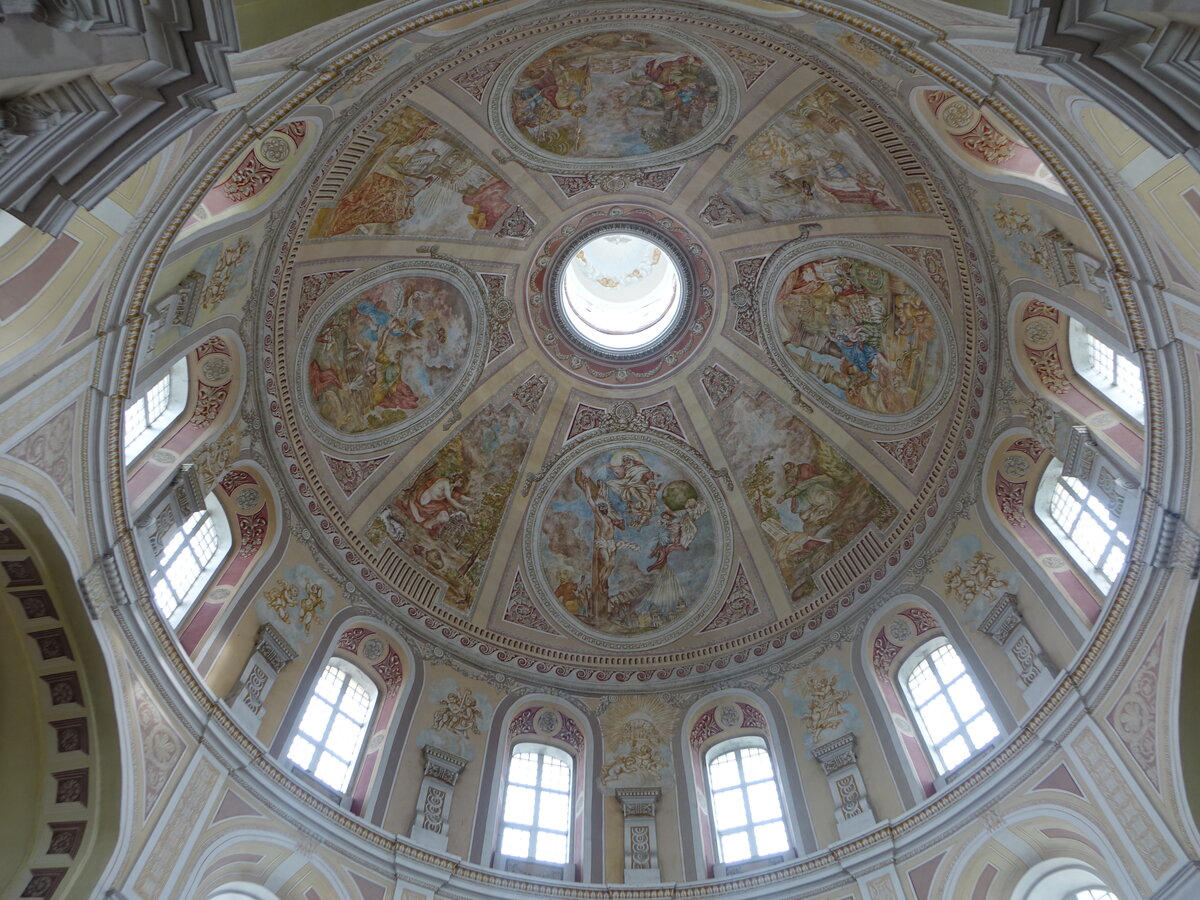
[499,743,573,865]
[286,658,378,792]
[901,637,999,774]
[705,737,790,864]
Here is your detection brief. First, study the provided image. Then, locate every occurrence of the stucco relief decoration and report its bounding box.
[876,428,933,474]
[526,435,732,649]
[795,666,850,743]
[298,258,488,451]
[255,565,331,644]
[758,240,955,428]
[712,387,897,605]
[308,105,516,239]
[131,676,184,821]
[197,239,251,312]
[433,687,483,736]
[6,401,77,511]
[943,549,1008,609]
[373,647,404,696]
[298,269,354,325]
[712,85,903,225]
[599,696,677,787]
[1106,628,1165,790]
[191,425,241,492]
[700,564,760,631]
[490,26,738,174]
[264,579,325,635]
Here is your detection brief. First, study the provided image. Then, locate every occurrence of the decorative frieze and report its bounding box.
[410,745,467,853]
[616,787,661,884]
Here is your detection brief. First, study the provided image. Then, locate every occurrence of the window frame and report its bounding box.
[703,735,793,872]
[1035,458,1131,592]
[1067,318,1144,423]
[898,636,1000,777]
[1011,858,1122,900]
[497,741,575,871]
[285,657,379,796]
[149,491,232,627]
[124,357,189,464]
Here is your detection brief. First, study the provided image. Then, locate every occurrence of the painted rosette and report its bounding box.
[489,25,739,174]
[756,238,958,433]
[297,258,488,452]
[525,434,732,651]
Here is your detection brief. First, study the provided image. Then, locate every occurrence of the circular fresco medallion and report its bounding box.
[490,26,738,173]
[298,259,487,450]
[757,238,956,432]
[526,436,731,650]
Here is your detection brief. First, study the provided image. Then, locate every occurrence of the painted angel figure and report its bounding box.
[646,496,705,572]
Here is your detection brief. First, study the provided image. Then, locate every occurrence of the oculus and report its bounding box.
[558,230,684,354]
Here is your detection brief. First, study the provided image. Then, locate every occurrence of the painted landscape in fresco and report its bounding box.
[718,87,901,221]
[308,274,472,434]
[713,390,897,604]
[510,32,720,158]
[537,445,718,637]
[772,256,941,414]
[371,401,530,609]
[310,106,514,238]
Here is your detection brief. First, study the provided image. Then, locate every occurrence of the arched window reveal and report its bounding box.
[868,604,1009,796]
[1013,298,1143,468]
[287,658,378,792]
[986,433,1103,623]
[900,637,999,774]
[491,702,591,881]
[684,697,803,877]
[124,357,188,464]
[126,333,242,510]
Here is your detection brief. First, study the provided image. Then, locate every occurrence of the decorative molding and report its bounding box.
[811,733,858,775]
[0,0,238,234]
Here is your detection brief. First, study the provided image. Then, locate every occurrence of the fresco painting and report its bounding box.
[537,446,718,637]
[772,255,941,414]
[510,32,719,158]
[713,390,896,604]
[310,106,514,238]
[719,87,901,221]
[308,274,473,434]
[371,401,531,609]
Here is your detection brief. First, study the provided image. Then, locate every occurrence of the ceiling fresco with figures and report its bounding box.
[155,1,1112,690]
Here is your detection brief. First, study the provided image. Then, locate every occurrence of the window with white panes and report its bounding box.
[705,739,790,865]
[901,638,999,774]
[124,358,188,463]
[499,743,573,865]
[1073,892,1118,900]
[1047,472,1129,585]
[151,495,228,626]
[286,659,378,792]
[1068,319,1143,421]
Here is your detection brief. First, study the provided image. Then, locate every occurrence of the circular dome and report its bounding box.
[559,229,684,354]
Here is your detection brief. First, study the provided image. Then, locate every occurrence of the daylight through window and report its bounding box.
[706,740,790,864]
[903,639,999,773]
[500,743,573,865]
[287,660,377,792]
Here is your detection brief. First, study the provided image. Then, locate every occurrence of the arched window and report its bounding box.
[705,737,790,865]
[1012,858,1122,900]
[900,637,999,774]
[124,357,188,463]
[499,743,573,866]
[1068,319,1143,422]
[150,492,231,626]
[1038,460,1130,588]
[286,659,378,793]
